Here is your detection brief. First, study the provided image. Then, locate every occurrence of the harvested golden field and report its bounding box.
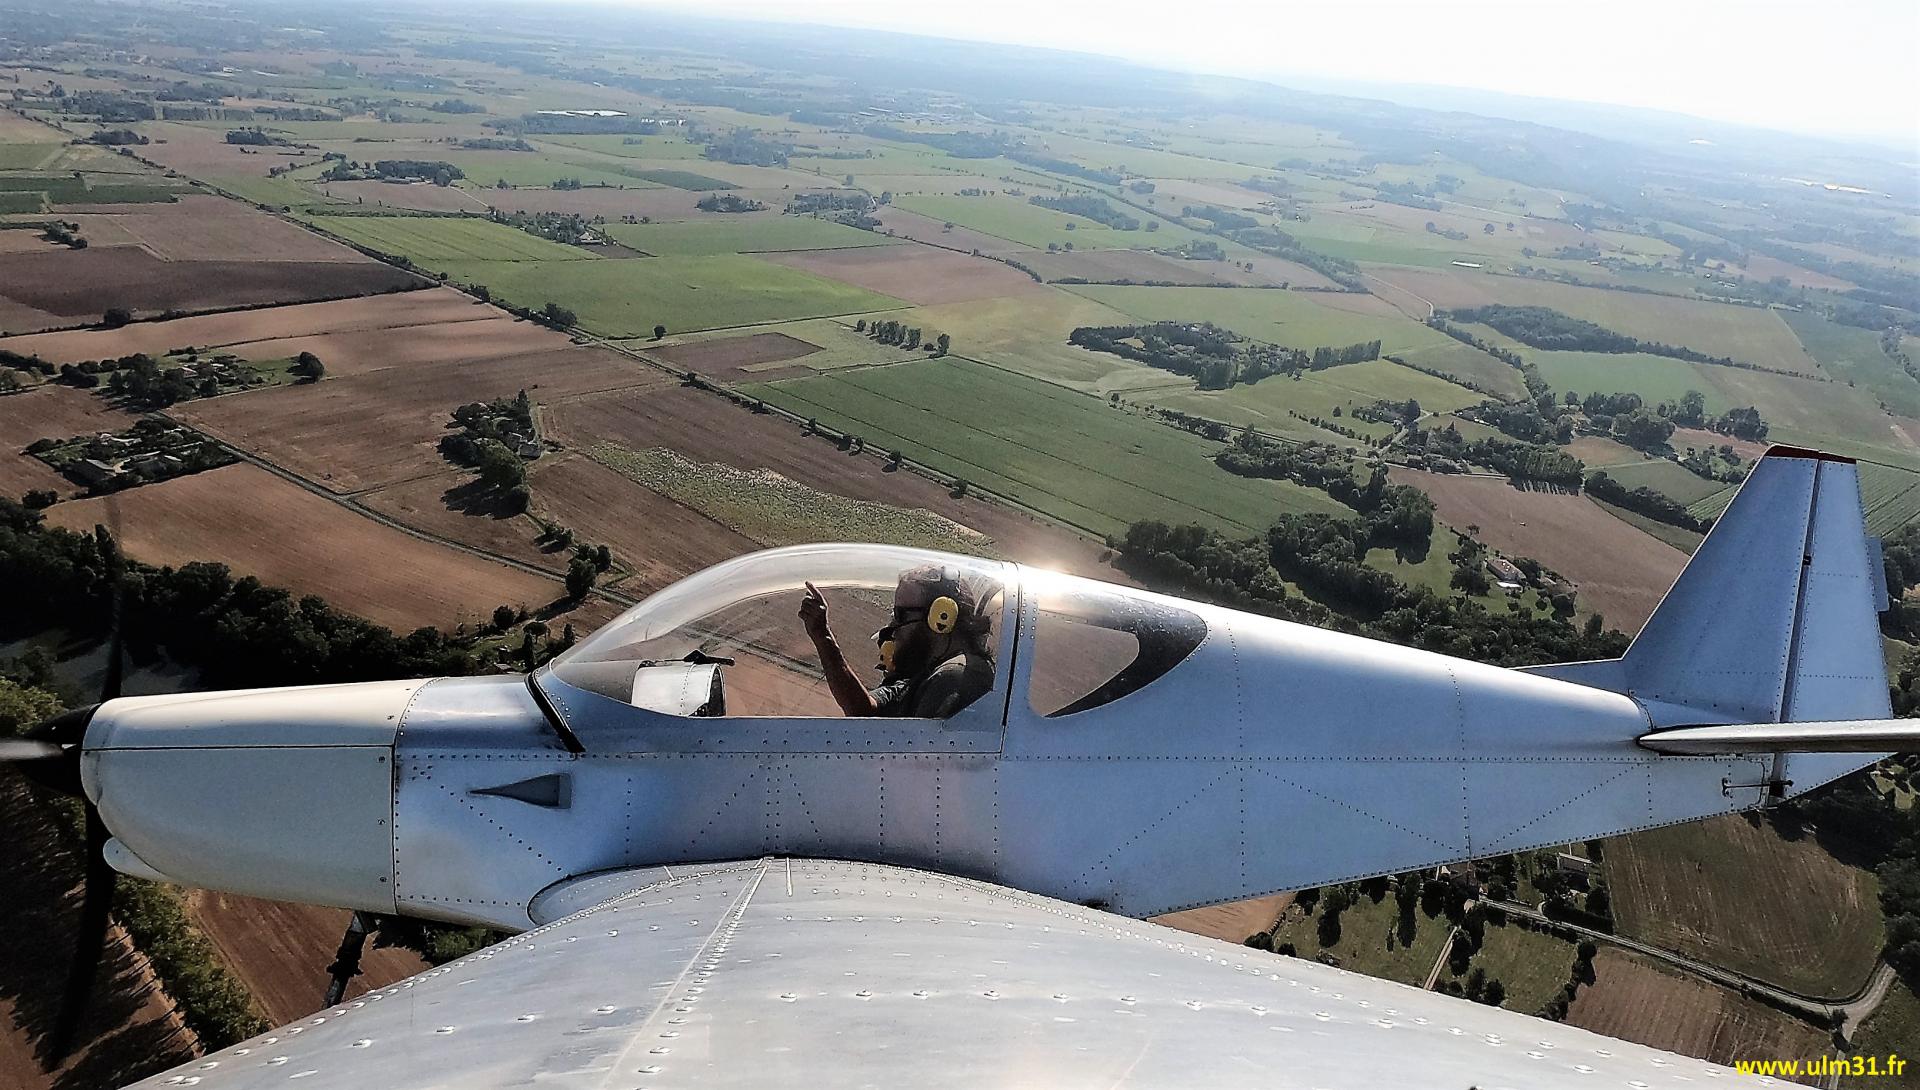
[45,463,562,631]
[0,386,138,499]
[1390,468,1687,632]
[0,287,494,363]
[176,346,655,492]
[1568,949,1836,1080]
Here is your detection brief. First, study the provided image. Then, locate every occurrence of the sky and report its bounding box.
[625,0,1920,151]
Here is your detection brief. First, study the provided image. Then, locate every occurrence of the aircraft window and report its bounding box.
[1026,579,1207,717]
[542,544,1007,720]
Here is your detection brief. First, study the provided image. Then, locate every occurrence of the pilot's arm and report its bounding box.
[800,582,879,717]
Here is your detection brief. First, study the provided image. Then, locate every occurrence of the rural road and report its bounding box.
[1487,899,1893,1031]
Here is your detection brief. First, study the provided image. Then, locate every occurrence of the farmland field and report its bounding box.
[1860,461,1920,535]
[892,193,1150,251]
[1607,814,1883,998]
[1391,468,1688,631]
[305,214,594,262]
[0,246,424,327]
[1263,887,1449,986]
[177,344,651,492]
[1567,949,1840,1071]
[0,286,497,362]
[1143,359,1483,443]
[44,463,563,632]
[1591,457,1729,505]
[0,385,136,498]
[1064,284,1457,356]
[1783,310,1920,418]
[542,384,1121,579]
[746,356,1351,537]
[758,245,1046,306]
[605,216,898,256]
[431,255,907,336]
[1443,918,1577,1015]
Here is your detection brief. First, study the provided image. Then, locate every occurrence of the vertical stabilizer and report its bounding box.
[1529,447,1891,796]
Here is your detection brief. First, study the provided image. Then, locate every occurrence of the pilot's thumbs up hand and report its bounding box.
[799,581,830,641]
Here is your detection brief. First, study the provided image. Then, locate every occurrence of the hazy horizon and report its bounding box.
[614,0,1919,154]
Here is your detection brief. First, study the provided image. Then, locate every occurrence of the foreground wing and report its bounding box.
[133,859,1744,1088]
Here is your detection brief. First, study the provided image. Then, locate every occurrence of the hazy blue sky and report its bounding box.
[631,0,1919,149]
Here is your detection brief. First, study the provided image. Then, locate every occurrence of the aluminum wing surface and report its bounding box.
[131,859,1749,1090]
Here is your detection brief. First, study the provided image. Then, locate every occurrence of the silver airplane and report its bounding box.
[7,445,1909,1088]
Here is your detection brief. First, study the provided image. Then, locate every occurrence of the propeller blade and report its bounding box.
[45,803,115,1064]
[0,738,62,761]
[94,524,125,704]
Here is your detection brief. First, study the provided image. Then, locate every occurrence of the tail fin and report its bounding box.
[1529,447,1895,795]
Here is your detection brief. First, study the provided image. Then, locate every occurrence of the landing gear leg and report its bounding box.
[322,912,375,1008]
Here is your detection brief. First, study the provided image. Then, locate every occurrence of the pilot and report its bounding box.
[799,565,994,719]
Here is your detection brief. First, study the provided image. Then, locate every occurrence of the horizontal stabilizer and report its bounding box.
[1640,720,1920,755]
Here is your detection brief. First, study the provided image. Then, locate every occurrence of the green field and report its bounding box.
[1457,275,1820,375]
[1860,461,1920,536]
[1594,458,1729,505]
[745,356,1351,537]
[1592,497,1704,553]
[1527,349,1723,406]
[1064,284,1454,356]
[588,442,1004,555]
[1265,886,1450,986]
[893,192,1143,250]
[1443,918,1578,1014]
[637,317,924,372]
[207,172,336,210]
[439,151,666,190]
[853,291,1146,392]
[0,174,179,206]
[1391,339,1530,399]
[307,214,593,262]
[0,143,60,169]
[631,168,737,191]
[1784,310,1920,418]
[1143,359,1483,443]
[606,217,899,256]
[533,134,708,161]
[435,254,906,336]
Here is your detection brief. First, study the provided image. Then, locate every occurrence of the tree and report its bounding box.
[566,556,598,600]
[1482,979,1506,1007]
[594,544,612,571]
[21,489,57,510]
[101,307,132,328]
[934,333,951,357]
[291,351,325,382]
[653,324,667,340]
[492,605,518,630]
[540,302,577,329]
[472,439,525,491]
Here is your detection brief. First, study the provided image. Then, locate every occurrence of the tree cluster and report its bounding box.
[1029,194,1138,230]
[696,193,767,213]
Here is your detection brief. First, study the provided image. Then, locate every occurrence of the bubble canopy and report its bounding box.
[538,544,1012,714]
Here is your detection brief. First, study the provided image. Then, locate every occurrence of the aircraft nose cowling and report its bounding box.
[81,679,424,915]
